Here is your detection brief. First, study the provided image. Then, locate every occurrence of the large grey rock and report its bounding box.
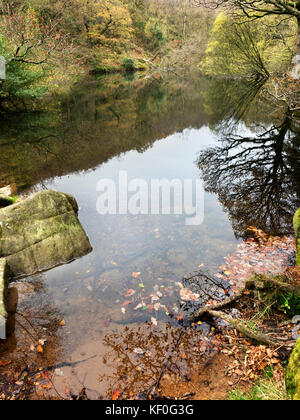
[0,190,92,278]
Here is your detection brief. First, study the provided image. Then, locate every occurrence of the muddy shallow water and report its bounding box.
[1,73,298,398]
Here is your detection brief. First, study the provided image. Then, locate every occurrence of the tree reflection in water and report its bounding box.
[99,323,218,399]
[198,80,300,239]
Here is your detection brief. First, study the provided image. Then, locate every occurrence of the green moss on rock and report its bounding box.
[0,190,92,278]
[294,208,300,266]
[286,338,300,400]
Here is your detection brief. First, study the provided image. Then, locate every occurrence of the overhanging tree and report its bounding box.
[193,0,300,76]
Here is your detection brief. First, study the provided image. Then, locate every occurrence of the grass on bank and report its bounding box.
[228,367,290,400]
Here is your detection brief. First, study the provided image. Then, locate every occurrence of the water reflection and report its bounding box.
[198,81,300,238]
[1,73,298,398]
[0,74,208,189]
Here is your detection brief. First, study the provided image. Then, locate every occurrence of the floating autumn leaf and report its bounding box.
[125,289,136,297]
[132,272,141,278]
[180,288,200,302]
[154,302,161,311]
[122,300,132,306]
[151,317,158,326]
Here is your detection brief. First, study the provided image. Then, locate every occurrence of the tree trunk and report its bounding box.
[291,18,300,79]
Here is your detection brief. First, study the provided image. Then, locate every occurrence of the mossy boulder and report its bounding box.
[0,190,92,278]
[286,338,300,400]
[294,208,300,266]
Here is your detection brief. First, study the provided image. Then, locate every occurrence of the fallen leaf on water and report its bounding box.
[132,272,141,278]
[180,288,200,302]
[154,302,161,311]
[125,289,136,297]
[151,317,158,326]
[122,300,132,306]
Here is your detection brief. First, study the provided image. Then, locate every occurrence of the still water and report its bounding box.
[1,73,298,398]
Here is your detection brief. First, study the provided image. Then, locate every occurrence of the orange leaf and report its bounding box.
[122,300,132,306]
[0,360,11,366]
[42,384,52,390]
[112,389,121,400]
[125,289,136,297]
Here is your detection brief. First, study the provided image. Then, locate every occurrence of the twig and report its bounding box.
[189,291,244,320]
[207,310,279,347]
[146,329,185,398]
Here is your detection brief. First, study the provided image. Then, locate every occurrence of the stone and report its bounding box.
[286,338,300,400]
[292,315,300,324]
[0,185,16,197]
[0,190,92,278]
[294,208,300,266]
